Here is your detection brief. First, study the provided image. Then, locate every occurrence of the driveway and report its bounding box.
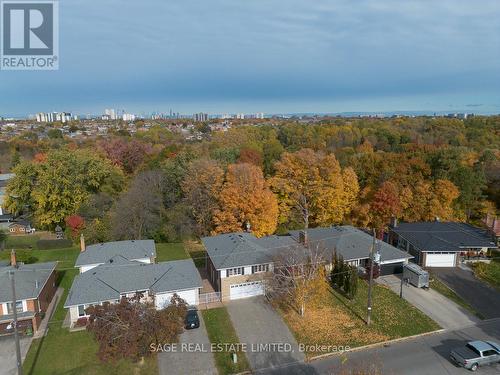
[226,297,305,372]
[432,267,500,319]
[158,311,217,375]
[0,335,32,375]
[377,274,479,329]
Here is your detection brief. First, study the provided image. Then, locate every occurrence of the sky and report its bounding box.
[1,0,500,117]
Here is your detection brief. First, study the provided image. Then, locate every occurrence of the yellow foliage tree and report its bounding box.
[270,149,359,228]
[212,163,278,237]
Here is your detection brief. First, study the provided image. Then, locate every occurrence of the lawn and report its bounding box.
[5,234,40,249]
[280,281,440,358]
[202,307,250,375]
[472,261,500,289]
[429,273,484,319]
[155,242,189,262]
[22,246,158,375]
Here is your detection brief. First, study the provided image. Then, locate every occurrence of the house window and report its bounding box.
[7,301,23,314]
[226,267,244,277]
[251,264,269,274]
[78,305,86,317]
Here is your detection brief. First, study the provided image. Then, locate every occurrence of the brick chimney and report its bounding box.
[10,249,17,267]
[494,217,500,235]
[80,233,86,252]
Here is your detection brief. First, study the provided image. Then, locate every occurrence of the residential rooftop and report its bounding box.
[0,261,57,303]
[391,221,497,252]
[64,259,202,307]
[75,239,156,267]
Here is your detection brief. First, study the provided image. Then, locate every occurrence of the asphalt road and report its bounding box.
[255,318,500,375]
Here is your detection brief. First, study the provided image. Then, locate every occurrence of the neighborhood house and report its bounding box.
[388,221,497,267]
[202,225,413,301]
[0,251,57,334]
[65,240,201,327]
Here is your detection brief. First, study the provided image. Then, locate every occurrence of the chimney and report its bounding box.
[10,249,17,268]
[35,279,39,289]
[390,217,398,228]
[494,218,500,234]
[299,230,308,245]
[80,233,86,252]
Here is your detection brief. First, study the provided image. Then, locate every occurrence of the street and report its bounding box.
[255,318,500,375]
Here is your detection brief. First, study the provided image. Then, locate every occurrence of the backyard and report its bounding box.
[279,280,440,358]
[0,236,198,375]
[472,256,500,289]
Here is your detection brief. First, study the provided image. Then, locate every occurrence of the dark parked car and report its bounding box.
[450,340,500,371]
[185,309,200,329]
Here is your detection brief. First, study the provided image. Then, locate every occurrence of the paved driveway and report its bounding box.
[226,297,305,372]
[0,335,32,375]
[432,267,500,319]
[158,312,217,375]
[378,275,479,329]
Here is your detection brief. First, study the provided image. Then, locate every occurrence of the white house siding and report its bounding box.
[155,289,199,309]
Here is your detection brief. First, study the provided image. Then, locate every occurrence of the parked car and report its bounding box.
[450,340,500,371]
[185,308,200,329]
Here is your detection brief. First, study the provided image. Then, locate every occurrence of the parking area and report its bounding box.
[0,335,32,375]
[226,297,305,372]
[432,267,500,319]
[158,311,217,375]
[377,274,479,329]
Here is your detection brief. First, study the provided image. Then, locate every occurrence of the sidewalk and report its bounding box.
[33,287,63,339]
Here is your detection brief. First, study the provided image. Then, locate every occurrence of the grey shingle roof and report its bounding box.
[202,233,303,269]
[391,222,497,252]
[0,262,57,303]
[75,240,156,267]
[202,226,412,269]
[64,259,202,307]
[289,226,412,263]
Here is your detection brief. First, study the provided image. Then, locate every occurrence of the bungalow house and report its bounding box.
[0,250,57,334]
[202,225,413,302]
[388,221,497,267]
[64,258,202,327]
[75,237,157,273]
[8,219,34,235]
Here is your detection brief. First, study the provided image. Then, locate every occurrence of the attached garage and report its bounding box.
[380,262,404,276]
[155,288,200,308]
[230,281,264,300]
[424,252,456,267]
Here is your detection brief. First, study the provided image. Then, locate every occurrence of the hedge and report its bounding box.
[36,239,73,250]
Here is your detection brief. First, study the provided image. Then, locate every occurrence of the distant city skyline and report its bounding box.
[1,1,500,117]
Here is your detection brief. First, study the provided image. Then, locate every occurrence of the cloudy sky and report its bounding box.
[1,0,500,116]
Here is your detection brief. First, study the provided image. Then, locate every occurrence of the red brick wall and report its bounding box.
[37,269,57,313]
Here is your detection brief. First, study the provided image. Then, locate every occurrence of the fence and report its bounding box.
[199,292,221,305]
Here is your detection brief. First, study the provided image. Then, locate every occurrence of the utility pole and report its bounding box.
[9,270,23,375]
[366,228,376,325]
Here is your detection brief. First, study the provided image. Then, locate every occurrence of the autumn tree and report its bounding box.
[65,215,85,240]
[86,294,187,362]
[370,181,402,229]
[6,150,124,227]
[270,149,359,229]
[98,138,153,174]
[213,163,278,237]
[111,170,165,240]
[267,243,329,316]
[181,159,224,236]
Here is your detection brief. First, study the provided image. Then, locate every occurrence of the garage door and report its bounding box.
[230,281,264,300]
[380,262,404,275]
[425,253,456,267]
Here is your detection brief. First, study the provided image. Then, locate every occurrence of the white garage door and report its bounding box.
[230,281,264,300]
[155,289,199,309]
[425,253,456,267]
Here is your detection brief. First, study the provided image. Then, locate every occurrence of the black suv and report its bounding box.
[185,309,200,329]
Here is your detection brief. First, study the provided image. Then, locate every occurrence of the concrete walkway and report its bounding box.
[226,297,305,372]
[33,287,63,338]
[377,275,479,329]
[0,336,32,375]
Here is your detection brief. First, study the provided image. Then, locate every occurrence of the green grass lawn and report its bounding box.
[472,261,500,289]
[429,274,484,319]
[202,307,250,375]
[5,234,40,249]
[155,242,189,262]
[21,246,158,375]
[280,280,440,357]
